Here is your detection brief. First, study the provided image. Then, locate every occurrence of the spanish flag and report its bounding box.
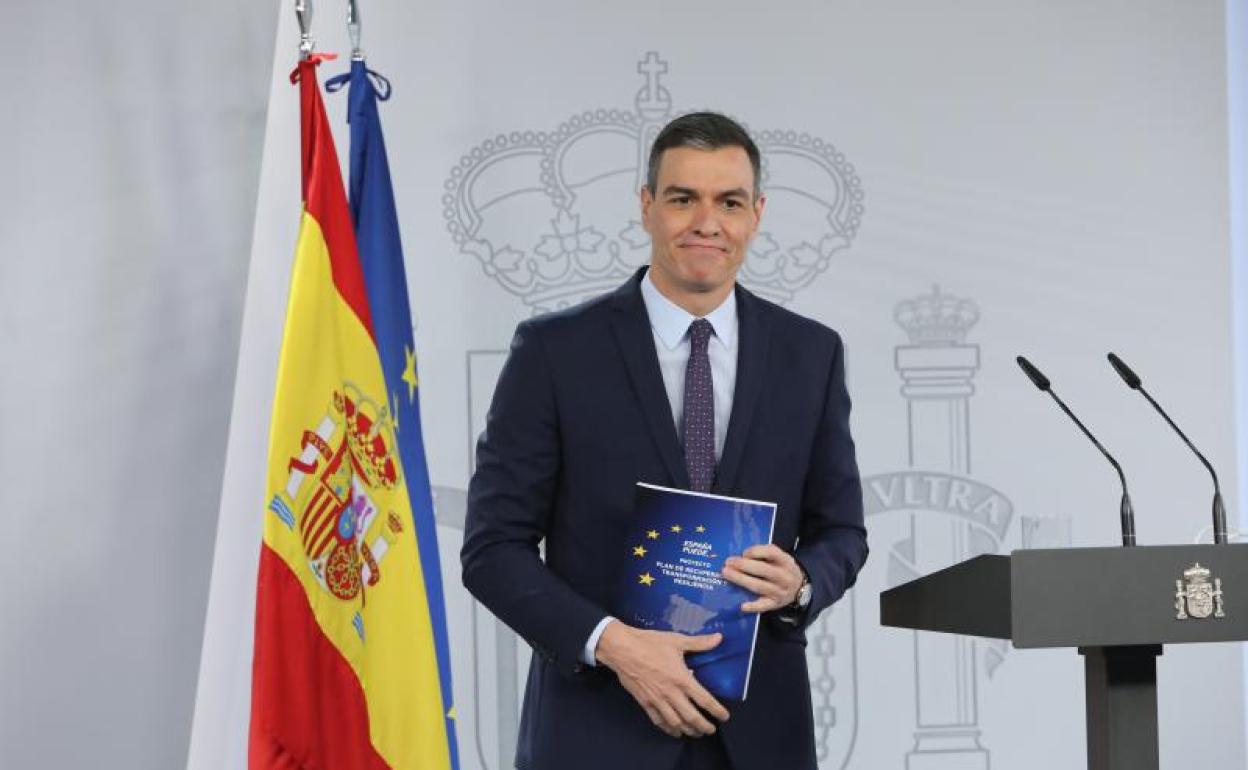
[249,56,452,770]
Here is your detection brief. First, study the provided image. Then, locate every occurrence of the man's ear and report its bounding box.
[640,186,655,232]
[749,193,766,231]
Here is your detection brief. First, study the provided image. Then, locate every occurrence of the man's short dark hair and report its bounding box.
[646,112,762,198]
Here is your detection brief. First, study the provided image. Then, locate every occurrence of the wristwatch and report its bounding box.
[789,566,812,612]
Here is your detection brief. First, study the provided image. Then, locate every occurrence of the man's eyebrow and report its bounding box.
[659,185,751,199]
[660,185,698,197]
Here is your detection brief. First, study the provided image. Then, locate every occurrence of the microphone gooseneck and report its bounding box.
[1106,352,1227,545]
[1016,356,1137,546]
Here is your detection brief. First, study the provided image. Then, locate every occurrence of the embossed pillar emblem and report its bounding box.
[894,287,990,770]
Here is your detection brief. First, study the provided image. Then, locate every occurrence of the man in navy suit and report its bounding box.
[462,112,867,770]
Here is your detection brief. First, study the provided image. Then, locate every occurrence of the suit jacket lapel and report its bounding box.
[714,284,770,494]
[609,270,690,488]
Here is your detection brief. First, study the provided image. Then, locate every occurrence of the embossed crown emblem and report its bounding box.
[894,285,981,346]
[443,52,865,314]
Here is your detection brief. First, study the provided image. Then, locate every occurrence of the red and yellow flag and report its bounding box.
[248,56,452,770]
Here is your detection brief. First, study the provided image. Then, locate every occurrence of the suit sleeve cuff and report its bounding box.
[581,616,616,666]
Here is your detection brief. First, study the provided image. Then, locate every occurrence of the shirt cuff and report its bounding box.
[581,616,616,666]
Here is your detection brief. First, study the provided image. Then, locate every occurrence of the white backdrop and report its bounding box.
[0,1,276,768]
[189,2,1247,769]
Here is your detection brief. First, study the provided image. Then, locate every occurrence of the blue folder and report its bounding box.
[614,482,777,700]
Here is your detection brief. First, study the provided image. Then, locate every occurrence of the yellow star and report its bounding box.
[633,545,647,557]
[638,573,655,586]
[646,529,659,540]
[446,705,457,720]
[695,525,706,533]
[670,525,682,533]
[401,345,419,401]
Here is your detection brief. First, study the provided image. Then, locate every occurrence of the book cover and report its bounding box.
[614,482,778,701]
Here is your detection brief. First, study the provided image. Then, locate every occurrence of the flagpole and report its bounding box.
[295,0,314,59]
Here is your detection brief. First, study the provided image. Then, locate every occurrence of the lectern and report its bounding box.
[880,544,1248,770]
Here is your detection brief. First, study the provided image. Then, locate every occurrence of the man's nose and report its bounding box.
[690,202,722,237]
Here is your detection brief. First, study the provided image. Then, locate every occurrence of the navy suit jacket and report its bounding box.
[462,268,867,770]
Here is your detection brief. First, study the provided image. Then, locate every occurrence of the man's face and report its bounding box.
[641,145,764,300]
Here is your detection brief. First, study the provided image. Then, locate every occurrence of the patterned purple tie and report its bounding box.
[683,319,716,492]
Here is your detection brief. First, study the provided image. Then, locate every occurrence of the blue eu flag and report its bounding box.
[329,60,460,769]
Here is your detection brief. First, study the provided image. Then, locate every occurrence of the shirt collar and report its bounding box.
[640,268,738,351]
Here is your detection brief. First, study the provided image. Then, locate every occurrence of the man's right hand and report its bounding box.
[594,621,730,738]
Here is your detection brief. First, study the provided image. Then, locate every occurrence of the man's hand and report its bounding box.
[722,544,804,613]
[595,622,730,738]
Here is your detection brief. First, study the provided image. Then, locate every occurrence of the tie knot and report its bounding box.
[688,319,714,352]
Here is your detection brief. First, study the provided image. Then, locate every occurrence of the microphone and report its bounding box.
[1016,356,1137,546]
[1106,352,1228,544]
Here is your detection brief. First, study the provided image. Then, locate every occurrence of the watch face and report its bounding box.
[798,582,813,608]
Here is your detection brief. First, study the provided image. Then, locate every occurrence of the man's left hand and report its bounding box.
[722,545,804,613]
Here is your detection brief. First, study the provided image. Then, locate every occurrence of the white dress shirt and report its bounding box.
[581,270,740,665]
